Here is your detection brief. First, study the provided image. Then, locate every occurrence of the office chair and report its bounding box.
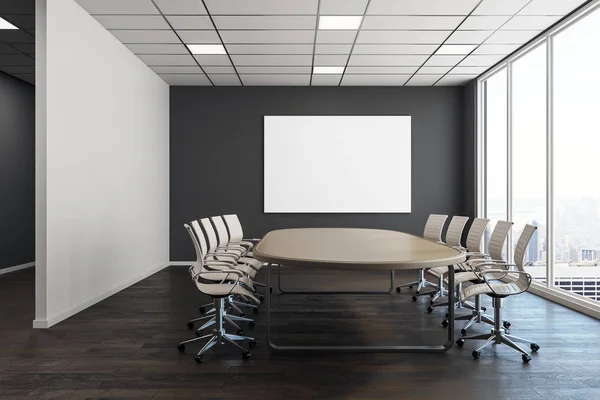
[442,220,514,335]
[415,216,469,304]
[396,214,448,295]
[456,224,539,363]
[427,217,489,312]
[222,214,261,256]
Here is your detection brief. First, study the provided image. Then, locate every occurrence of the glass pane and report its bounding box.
[554,6,600,302]
[512,43,547,281]
[484,68,508,257]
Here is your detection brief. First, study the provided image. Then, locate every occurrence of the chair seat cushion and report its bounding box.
[460,282,521,302]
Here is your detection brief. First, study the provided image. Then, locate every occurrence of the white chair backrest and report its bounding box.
[184,223,204,276]
[488,220,513,261]
[465,218,490,253]
[211,216,229,247]
[200,217,219,253]
[190,220,209,255]
[445,216,469,247]
[514,224,538,271]
[423,214,448,242]
[223,214,244,243]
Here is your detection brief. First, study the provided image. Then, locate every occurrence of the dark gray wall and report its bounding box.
[170,86,468,261]
[463,80,477,219]
[0,70,35,269]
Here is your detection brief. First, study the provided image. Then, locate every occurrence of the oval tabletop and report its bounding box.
[252,228,466,270]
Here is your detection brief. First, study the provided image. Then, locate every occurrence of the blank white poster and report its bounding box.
[264,115,411,213]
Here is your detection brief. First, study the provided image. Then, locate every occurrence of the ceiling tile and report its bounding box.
[0,14,35,30]
[418,66,453,74]
[221,30,315,44]
[193,55,232,66]
[435,74,477,85]
[319,0,368,15]
[202,66,237,73]
[227,44,314,54]
[316,30,358,44]
[314,44,354,54]
[445,30,493,44]
[0,54,34,65]
[93,15,170,30]
[165,16,214,30]
[311,74,343,85]
[519,0,587,16]
[449,65,490,74]
[213,16,317,30]
[345,66,418,74]
[236,66,311,73]
[458,54,505,66]
[208,74,242,85]
[240,74,311,85]
[357,30,451,44]
[348,54,428,66]
[314,54,349,66]
[231,54,312,66]
[501,15,561,30]
[75,0,159,15]
[472,44,520,54]
[125,44,188,54]
[405,75,443,86]
[472,0,531,15]
[153,0,207,14]
[204,0,318,15]
[137,54,197,65]
[341,74,411,85]
[159,73,211,85]
[423,55,465,66]
[367,0,481,15]
[484,29,540,44]
[109,29,180,44]
[459,15,512,30]
[352,44,438,54]
[362,16,463,30]
[150,66,204,73]
[177,30,220,43]
[435,44,477,54]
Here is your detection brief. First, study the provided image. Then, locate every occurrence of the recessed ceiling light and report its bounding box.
[0,17,18,30]
[318,16,363,30]
[313,66,345,74]
[435,44,477,55]
[186,44,226,55]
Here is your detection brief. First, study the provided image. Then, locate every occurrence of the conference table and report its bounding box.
[252,227,467,353]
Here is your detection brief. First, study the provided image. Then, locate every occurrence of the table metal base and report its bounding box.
[265,263,455,353]
[276,264,396,294]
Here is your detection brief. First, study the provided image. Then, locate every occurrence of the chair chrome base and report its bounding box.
[445,294,511,335]
[456,297,539,362]
[178,297,256,362]
[396,268,438,295]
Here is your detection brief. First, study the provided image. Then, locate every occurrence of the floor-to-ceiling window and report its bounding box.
[478,1,600,309]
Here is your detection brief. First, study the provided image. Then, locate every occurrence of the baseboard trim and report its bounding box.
[0,262,35,275]
[33,262,170,329]
[529,282,600,320]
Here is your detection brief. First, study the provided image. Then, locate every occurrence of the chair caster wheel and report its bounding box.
[427,306,433,313]
[252,307,259,314]
[481,307,487,312]
[194,355,203,363]
[415,290,420,295]
[461,328,468,336]
[198,307,205,313]
[530,343,539,352]
[412,296,417,302]
[242,351,251,360]
[430,300,435,305]
[187,322,194,329]
[248,321,255,328]
[195,330,202,337]
[396,287,401,293]
[258,295,264,303]
[503,321,511,329]
[270,287,273,293]
[248,339,257,349]
[236,329,244,335]
[445,313,449,318]
[456,339,464,348]
[442,319,449,328]
[472,351,481,360]
[522,354,532,363]
[240,312,246,317]
[408,285,413,289]
[177,344,185,353]
[429,293,435,298]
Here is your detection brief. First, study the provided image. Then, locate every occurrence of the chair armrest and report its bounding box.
[479,270,532,295]
[472,262,516,272]
[192,269,243,286]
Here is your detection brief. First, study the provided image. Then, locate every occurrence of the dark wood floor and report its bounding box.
[1,266,600,400]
